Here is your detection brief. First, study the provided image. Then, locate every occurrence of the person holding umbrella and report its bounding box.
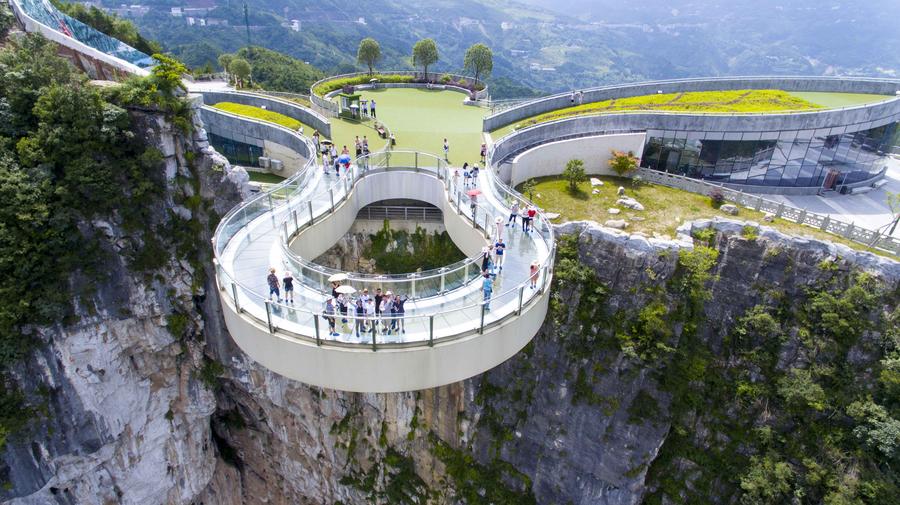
[335,284,357,329]
[467,188,481,220]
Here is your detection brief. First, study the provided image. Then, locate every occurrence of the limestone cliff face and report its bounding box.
[202,218,898,505]
[0,99,248,504]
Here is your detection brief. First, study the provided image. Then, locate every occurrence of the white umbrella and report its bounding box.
[335,285,357,294]
[328,273,349,282]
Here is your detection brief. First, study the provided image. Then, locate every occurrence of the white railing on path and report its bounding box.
[638,168,900,256]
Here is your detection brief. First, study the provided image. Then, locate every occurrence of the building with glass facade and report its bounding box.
[639,116,899,191]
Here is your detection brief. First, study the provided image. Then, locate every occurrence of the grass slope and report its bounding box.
[493,89,827,137]
[519,175,892,257]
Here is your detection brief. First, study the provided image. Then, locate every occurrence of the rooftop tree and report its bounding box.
[412,38,438,82]
[463,43,492,87]
[357,38,381,75]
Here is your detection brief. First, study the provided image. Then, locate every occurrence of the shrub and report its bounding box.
[562,159,587,192]
[741,225,759,241]
[709,188,725,208]
[312,73,416,96]
[440,73,453,84]
[608,150,638,177]
[521,178,537,200]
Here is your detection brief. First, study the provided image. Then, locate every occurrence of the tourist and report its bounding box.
[482,273,493,310]
[325,298,338,337]
[331,280,341,299]
[393,293,407,334]
[282,271,295,304]
[337,293,348,325]
[267,267,281,302]
[374,287,383,324]
[370,99,376,118]
[480,143,487,163]
[313,131,320,154]
[389,132,396,147]
[526,206,537,232]
[507,201,519,227]
[355,298,365,338]
[462,162,470,188]
[495,217,504,241]
[453,168,460,189]
[365,297,376,334]
[355,136,362,160]
[381,292,394,334]
[443,138,450,161]
[529,261,539,289]
[494,237,506,272]
[481,246,492,274]
[469,192,478,219]
[471,165,479,186]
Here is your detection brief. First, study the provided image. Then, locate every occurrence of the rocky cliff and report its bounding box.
[0,94,249,504]
[203,219,899,504]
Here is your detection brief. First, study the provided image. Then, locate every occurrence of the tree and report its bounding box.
[217,53,234,75]
[608,150,638,177]
[357,38,381,75]
[412,38,439,82]
[464,43,493,86]
[563,158,587,192]
[229,58,251,88]
[522,178,537,200]
[886,191,899,235]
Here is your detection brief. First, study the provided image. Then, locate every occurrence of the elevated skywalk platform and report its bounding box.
[214,150,554,392]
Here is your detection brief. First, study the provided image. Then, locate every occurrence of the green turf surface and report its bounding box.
[248,171,287,184]
[489,90,895,140]
[342,88,487,163]
[790,91,892,108]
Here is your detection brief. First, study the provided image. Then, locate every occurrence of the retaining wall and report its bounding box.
[200,90,331,139]
[200,106,313,176]
[504,133,646,187]
[484,76,900,132]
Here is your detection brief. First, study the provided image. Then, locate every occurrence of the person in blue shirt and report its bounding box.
[493,238,506,272]
[482,273,493,310]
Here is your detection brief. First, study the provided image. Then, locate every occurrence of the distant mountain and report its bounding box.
[121,0,899,97]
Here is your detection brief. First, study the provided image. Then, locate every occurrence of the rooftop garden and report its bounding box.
[494,89,827,136]
[312,72,485,97]
[518,174,894,258]
[212,102,318,133]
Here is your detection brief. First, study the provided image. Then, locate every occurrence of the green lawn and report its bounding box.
[790,92,892,108]
[248,171,287,184]
[490,89,893,138]
[212,102,321,134]
[518,175,892,257]
[345,88,486,163]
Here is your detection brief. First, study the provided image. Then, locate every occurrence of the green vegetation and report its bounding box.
[0,35,192,445]
[312,73,416,97]
[365,222,465,274]
[247,171,286,184]
[218,46,324,94]
[412,38,439,81]
[0,3,14,39]
[228,58,251,88]
[357,38,382,75]
[197,358,225,389]
[608,150,638,177]
[463,43,493,85]
[494,89,824,134]
[517,174,893,257]
[791,91,892,108]
[212,102,308,132]
[52,0,161,56]
[562,158,586,192]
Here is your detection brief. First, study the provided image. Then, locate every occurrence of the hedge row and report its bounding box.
[312,73,485,97]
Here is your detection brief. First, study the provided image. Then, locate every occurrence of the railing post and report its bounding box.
[410,275,417,298]
[231,282,241,312]
[308,200,314,225]
[314,314,321,346]
[429,315,434,347]
[415,151,419,171]
[457,192,462,214]
[479,304,486,334]
[797,208,807,225]
[329,189,335,211]
[845,222,855,239]
[775,202,784,218]
[293,209,299,231]
[440,269,446,293]
[371,330,377,352]
[282,221,288,242]
[517,286,524,315]
[820,215,830,231]
[265,300,274,334]
[267,194,274,209]
[754,196,762,212]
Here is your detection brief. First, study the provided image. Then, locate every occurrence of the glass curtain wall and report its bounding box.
[640,119,898,188]
[209,133,264,167]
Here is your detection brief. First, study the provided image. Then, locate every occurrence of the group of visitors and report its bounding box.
[324,284,408,339]
[458,162,480,189]
[266,268,295,303]
[312,132,371,176]
[506,201,538,233]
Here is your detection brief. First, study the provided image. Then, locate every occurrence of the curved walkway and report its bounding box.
[214,148,554,392]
